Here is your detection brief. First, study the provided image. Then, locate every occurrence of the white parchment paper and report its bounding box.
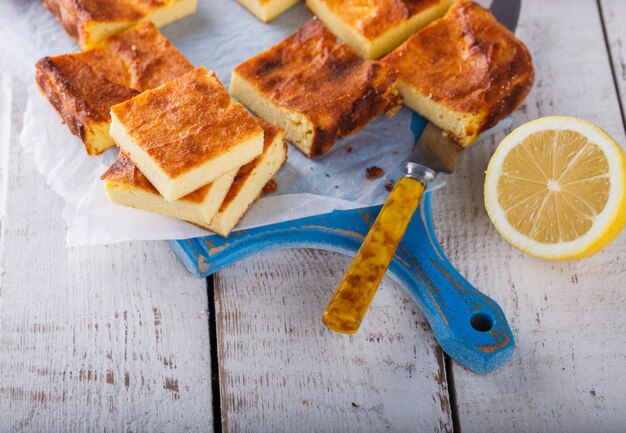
[2,0,442,245]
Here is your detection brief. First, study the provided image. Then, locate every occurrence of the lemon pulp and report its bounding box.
[484,116,626,260]
[498,129,610,244]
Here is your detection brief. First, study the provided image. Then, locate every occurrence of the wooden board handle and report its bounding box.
[322,177,424,333]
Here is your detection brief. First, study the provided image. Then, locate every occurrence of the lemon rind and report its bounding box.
[484,116,626,260]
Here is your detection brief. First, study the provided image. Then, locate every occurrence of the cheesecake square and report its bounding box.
[383,0,534,146]
[79,21,194,92]
[36,55,139,156]
[35,21,194,155]
[237,0,301,22]
[110,67,265,202]
[208,120,288,237]
[43,0,197,50]
[231,19,401,158]
[306,0,457,59]
[101,152,238,228]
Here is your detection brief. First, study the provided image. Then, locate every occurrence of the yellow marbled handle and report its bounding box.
[322,177,425,334]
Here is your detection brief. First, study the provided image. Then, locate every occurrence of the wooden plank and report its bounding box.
[0,71,13,254]
[434,0,626,431]
[214,249,453,433]
[601,0,626,124]
[0,82,214,432]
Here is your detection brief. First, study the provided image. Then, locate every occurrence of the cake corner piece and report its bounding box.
[237,0,301,23]
[383,0,534,146]
[43,0,198,50]
[35,55,139,156]
[306,0,458,59]
[147,0,198,30]
[110,67,264,202]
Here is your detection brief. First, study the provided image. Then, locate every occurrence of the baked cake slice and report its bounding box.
[102,152,237,228]
[36,55,139,155]
[35,21,194,155]
[230,19,401,158]
[110,67,264,202]
[208,120,288,237]
[78,21,194,92]
[306,0,456,59]
[43,0,197,50]
[237,0,301,23]
[383,0,534,146]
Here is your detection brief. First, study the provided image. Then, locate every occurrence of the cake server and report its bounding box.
[322,0,521,366]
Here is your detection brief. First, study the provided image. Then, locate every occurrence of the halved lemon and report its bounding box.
[484,116,626,260]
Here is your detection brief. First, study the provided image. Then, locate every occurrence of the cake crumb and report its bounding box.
[346,146,353,153]
[366,166,384,180]
[384,180,394,191]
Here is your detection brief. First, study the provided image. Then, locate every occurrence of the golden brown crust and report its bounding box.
[111,67,263,178]
[313,0,448,40]
[35,55,138,147]
[101,152,211,203]
[79,21,194,92]
[383,0,534,135]
[233,19,401,157]
[43,0,165,47]
[35,22,192,155]
[218,120,287,211]
[43,0,143,47]
[46,0,156,22]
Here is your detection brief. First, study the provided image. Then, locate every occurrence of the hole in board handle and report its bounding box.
[470,312,494,332]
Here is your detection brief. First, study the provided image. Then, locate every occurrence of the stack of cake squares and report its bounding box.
[102,67,288,237]
[36,21,288,237]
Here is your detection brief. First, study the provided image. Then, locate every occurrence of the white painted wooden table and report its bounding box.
[1,1,625,432]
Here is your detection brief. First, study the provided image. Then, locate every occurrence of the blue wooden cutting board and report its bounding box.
[169,114,515,374]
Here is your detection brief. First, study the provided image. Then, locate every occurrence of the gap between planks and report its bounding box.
[597,0,626,135]
[207,275,224,433]
[444,354,461,433]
